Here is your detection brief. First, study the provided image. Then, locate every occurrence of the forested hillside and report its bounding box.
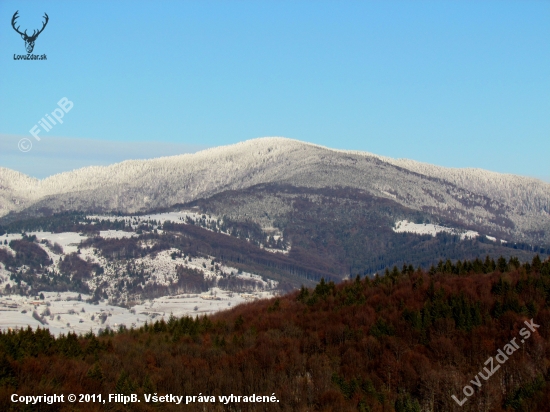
[1,205,547,305]
[2,138,549,245]
[1,255,549,411]
[187,184,549,275]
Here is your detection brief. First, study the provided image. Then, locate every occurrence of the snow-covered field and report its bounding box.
[2,231,85,249]
[98,230,136,239]
[393,220,479,240]
[0,289,275,336]
[87,210,220,230]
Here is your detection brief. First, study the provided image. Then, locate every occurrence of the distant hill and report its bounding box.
[1,137,549,246]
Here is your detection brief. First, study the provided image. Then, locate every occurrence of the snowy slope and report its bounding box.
[0,209,281,306]
[0,168,40,216]
[1,137,549,243]
[369,155,549,215]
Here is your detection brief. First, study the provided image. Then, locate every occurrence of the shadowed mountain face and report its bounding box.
[1,137,549,246]
[184,184,547,276]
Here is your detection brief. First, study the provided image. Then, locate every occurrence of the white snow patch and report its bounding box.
[263,247,289,255]
[2,231,87,256]
[99,230,136,239]
[380,190,397,199]
[0,289,278,336]
[393,220,479,240]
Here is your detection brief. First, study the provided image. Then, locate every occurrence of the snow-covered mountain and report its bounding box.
[2,137,549,244]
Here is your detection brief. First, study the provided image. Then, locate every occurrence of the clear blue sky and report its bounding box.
[1,0,549,180]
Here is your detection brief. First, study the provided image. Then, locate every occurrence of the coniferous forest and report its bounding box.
[1,255,549,411]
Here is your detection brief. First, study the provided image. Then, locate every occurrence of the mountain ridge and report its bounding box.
[4,136,548,186]
[2,137,549,244]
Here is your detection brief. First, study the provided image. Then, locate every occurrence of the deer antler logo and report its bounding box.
[11,11,49,53]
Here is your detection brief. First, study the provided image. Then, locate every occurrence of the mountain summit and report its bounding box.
[1,137,549,244]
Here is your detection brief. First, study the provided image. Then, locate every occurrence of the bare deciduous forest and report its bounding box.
[1,255,549,411]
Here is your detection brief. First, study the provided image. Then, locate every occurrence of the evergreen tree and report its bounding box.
[395,393,421,412]
[142,374,156,394]
[484,256,496,273]
[115,371,135,395]
[497,256,508,273]
[532,255,542,272]
[86,363,104,382]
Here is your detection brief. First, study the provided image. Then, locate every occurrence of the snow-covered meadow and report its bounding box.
[393,220,479,240]
[0,289,275,336]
